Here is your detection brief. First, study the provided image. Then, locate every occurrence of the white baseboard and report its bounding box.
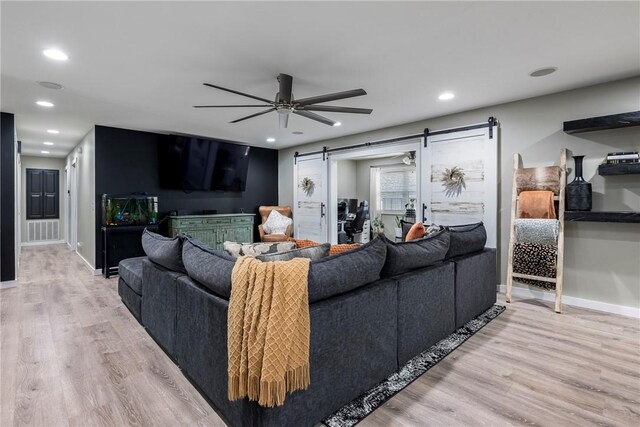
[21,239,66,247]
[76,251,101,276]
[498,284,640,318]
[0,280,18,289]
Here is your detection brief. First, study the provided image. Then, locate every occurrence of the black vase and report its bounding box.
[566,155,592,211]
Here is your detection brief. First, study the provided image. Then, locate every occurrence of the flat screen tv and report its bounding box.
[159,135,251,192]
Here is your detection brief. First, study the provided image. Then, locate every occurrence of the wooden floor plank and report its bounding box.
[1,244,638,427]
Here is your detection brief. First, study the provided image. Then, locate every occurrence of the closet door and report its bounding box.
[421,124,498,247]
[26,169,44,219]
[293,154,328,242]
[43,169,59,219]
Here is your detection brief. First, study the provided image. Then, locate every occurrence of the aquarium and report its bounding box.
[102,194,158,226]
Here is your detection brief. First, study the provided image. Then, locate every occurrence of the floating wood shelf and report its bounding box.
[564,211,640,223]
[598,162,640,176]
[563,111,640,134]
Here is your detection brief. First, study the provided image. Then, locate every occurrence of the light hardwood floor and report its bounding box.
[1,244,639,426]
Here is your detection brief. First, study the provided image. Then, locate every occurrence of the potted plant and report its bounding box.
[371,215,385,237]
[394,215,404,239]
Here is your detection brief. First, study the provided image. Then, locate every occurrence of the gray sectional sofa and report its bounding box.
[118,227,497,427]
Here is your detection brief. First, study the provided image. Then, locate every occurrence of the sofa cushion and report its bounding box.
[307,236,387,303]
[141,229,186,273]
[256,243,330,262]
[118,256,146,295]
[223,241,296,258]
[445,222,487,259]
[183,238,236,299]
[381,230,450,278]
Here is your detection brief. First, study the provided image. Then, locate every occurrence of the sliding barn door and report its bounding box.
[421,124,498,247]
[293,154,328,242]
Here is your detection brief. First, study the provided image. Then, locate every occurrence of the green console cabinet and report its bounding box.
[167,213,254,250]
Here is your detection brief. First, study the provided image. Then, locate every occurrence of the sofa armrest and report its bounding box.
[258,224,266,241]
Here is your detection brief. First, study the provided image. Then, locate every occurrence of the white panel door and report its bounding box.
[293,154,328,242]
[421,124,498,247]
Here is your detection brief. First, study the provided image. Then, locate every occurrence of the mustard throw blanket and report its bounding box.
[228,256,311,407]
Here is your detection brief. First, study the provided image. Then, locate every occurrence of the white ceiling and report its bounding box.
[2,1,639,158]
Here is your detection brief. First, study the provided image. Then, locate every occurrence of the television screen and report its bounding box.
[159,135,251,192]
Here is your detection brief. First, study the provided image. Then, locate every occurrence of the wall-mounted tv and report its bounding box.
[159,135,251,192]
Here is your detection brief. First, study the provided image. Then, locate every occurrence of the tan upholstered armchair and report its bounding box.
[258,205,293,242]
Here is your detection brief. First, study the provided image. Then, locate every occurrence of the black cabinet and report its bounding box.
[102,225,157,278]
[26,168,59,220]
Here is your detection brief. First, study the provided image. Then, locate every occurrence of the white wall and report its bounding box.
[20,156,66,243]
[66,128,96,268]
[279,77,640,310]
[336,160,357,199]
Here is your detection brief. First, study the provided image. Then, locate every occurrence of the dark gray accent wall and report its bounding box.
[94,125,278,269]
[1,112,16,281]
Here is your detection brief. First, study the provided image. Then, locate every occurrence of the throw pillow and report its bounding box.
[223,241,243,258]
[263,209,293,234]
[400,220,414,241]
[141,229,186,273]
[224,241,296,258]
[256,243,330,262]
[288,238,321,249]
[405,222,426,241]
[381,230,451,278]
[445,222,487,259]
[329,243,360,256]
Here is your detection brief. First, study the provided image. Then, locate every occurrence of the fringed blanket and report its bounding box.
[228,256,311,407]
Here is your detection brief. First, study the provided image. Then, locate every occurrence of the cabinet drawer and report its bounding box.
[172,218,204,226]
[231,217,253,224]
[206,218,231,225]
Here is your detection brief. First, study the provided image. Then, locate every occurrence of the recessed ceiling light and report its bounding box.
[43,48,68,61]
[36,100,54,107]
[47,129,59,134]
[292,131,304,135]
[39,81,64,90]
[529,67,558,77]
[266,137,276,143]
[41,150,50,154]
[333,122,342,127]
[43,141,54,146]
[438,92,455,101]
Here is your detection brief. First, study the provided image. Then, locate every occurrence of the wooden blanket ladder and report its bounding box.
[506,148,567,313]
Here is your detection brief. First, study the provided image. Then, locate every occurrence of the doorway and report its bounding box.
[68,156,78,250]
[327,140,421,244]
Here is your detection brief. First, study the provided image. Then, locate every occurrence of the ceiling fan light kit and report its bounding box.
[194,73,373,128]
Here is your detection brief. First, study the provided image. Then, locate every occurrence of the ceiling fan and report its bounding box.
[194,73,372,128]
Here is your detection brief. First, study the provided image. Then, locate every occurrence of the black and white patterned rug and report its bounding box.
[323,304,506,427]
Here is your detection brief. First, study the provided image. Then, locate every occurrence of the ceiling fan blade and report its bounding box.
[193,104,273,108]
[230,107,276,124]
[293,110,337,126]
[277,74,293,102]
[203,83,274,104]
[301,105,372,114]
[279,112,289,129]
[295,89,367,106]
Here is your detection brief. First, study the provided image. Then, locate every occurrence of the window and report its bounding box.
[26,168,59,220]
[375,166,416,213]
